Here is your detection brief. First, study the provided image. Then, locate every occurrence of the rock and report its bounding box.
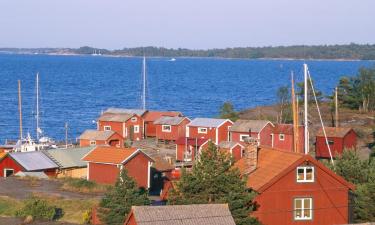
[23,215,33,224]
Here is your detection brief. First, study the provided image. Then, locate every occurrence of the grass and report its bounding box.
[0,196,23,217]
[59,177,108,194]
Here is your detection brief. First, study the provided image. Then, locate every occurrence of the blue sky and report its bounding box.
[0,0,374,49]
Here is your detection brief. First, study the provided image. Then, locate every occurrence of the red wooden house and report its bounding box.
[97,112,144,141]
[78,130,124,147]
[0,152,59,178]
[315,127,357,158]
[235,145,355,225]
[186,118,233,145]
[272,124,304,153]
[154,116,190,142]
[218,141,245,162]
[230,120,274,146]
[175,137,209,162]
[82,146,154,188]
[143,111,183,137]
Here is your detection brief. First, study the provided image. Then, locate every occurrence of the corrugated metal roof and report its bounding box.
[104,108,147,116]
[15,171,49,179]
[316,127,353,138]
[187,118,230,128]
[9,151,58,171]
[43,147,94,169]
[154,116,186,125]
[78,130,116,140]
[98,113,134,122]
[130,204,236,225]
[230,119,272,133]
[218,141,242,149]
[144,111,183,122]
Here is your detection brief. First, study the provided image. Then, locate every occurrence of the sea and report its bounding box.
[0,53,373,143]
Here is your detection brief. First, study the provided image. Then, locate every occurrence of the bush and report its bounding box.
[82,209,92,224]
[16,196,58,221]
[60,177,107,193]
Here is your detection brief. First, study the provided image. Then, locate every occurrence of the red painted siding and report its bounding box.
[231,145,243,162]
[188,121,232,145]
[88,162,120,185]
[259,123,273,146]
[253,162,351,225]
[155,118,189,141]
[98,115,144,141]
[0,155,23,177]
[79,133,124,147]
[217,121,232,144]
[272,128,304,153]
[315,130,357,158]
[145,121,156,137]
[124,153,150,188]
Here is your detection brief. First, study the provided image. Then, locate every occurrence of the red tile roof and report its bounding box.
[175,137,209,146]
[82,146,140,164]
[316,127,354,138]
[143,111,182,122]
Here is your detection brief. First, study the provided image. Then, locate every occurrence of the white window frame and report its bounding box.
[279,133,285,141]
[134,125,140,133]
[131,117,137,122]
[162,125,172,133]
[294,198,313,220]
[4,168,14,177]
[104,125,111,131]
[296,166,314,183]
[198,127,207,134]
[240,134,250,142]
[90,140,96,146]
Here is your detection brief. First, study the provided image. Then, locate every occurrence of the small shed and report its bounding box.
[143,111,183,137]
[230,119,274,146]
[315,127,357,158]
[218,141,244,162]
[154,116,190,142]
[272,124,304,153]
[78,130,124,147]
[186,118,233,145]
[175,137,209,162]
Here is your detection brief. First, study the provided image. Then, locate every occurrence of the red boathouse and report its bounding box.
[154,116,190,142]
[230,119,274,146]
[78,130,124,147]
[272,124,304,153]
[186,118,233,145]
[143,111,183,137]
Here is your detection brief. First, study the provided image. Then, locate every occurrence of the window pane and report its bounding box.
[295,209,302,218]
[306,169,313,181]
[295,199,302,209]
[297,168,304,180]
[303,209,311,218]
[303,198,311,208]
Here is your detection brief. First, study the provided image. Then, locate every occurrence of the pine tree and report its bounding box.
[219,101,239,122]
[99,169,150,225]
[168,142,259,225]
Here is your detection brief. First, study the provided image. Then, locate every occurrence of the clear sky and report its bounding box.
[0,0,374,49]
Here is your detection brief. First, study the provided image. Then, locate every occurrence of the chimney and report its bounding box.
[243,137,259,175]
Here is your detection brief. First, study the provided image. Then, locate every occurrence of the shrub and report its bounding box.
[16,196,58,221]
[82,209,92,224]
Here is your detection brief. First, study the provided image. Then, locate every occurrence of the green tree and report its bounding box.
[296,79,323,104]
[99,169,150,225]
[168,142,259,225]
[276,86,292,123]
[354,181,375,222]
[16,196,58,221]
[219,101,239,122]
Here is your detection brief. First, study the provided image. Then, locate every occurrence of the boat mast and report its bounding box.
[291,71,298,153]
[142,56,146,110]
[18,80,23,140]
[36,72,40,140]
[304,63,309,154]
[335,87,339,127]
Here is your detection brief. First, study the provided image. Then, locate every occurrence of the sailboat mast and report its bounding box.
[291,71,298,153]
[18,80,23,140]
[142,56,146,110]
[36,72,40,140]
[335,87,339,127]
[303,64,309,154]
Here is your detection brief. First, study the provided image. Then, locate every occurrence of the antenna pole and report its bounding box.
[142,56,146,110]
[335,87,339,127]
[18,80,23,140]
[304,64,309,154]
[36,72,40,140]
[65,122,68,149]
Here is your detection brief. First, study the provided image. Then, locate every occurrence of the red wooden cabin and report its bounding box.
[97,112,144,141]
[235,145,355,225]
[218,141,245,162]
[143,111,183,137]
[154,116,190,142]
[315,127,357,158]
[272,124,304,153]
[186,118,233,145]
[82,146,154,188]
[230,120,274,146]
[175,137,209,162]
[78,130,124,147]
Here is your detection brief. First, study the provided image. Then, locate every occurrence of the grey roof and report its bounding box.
[78,130,116,140]
[9,151,58,171]
[15,171,49,179]
[130,204,236,225]
[230,119,273,133]
[187,118,231,128]
[104,108,147,116]
[98,113,134,122]
[218,141,243,149]
[43,147,94,169]
[154,116,187,125]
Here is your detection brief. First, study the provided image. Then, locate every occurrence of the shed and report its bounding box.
[154,116,190,142]
[230,119,274,146]
[143,111,183,137]
[78,130,124,147]
[272,124,304,153]
[175,137,209,162]
[218,141,244,162]
[187,118,233,145]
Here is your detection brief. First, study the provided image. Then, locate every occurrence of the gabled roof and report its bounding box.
[9,151,59,171]
[144,111,183,122]
[230,119,273,133]
[187,118,232,128]
[125,204,236,225]
[175,137,209,146]
[154,116,189,126]
[82,146,153,165]
[78,130,117,140]
[0,152,7,161]
[104,108,147,116]
[43,147,94,169]
[316,127,354,138]
[218,141,244,150]
[273,124,304,135]
[235,147,355,193]
[98,113,134,122]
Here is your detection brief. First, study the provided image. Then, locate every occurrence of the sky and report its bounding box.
[0,0,374,49]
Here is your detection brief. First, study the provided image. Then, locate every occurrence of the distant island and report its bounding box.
[1,43,375,60]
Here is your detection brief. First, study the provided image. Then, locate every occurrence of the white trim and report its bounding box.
[131,117,137,122]
[198,127,208,134]
[89,140,96,146]
[239,134,250,142]
[162,125,172,133]
[279,134,285,141]
[186,126,190,137]
[134,125,140,133]
[271,133,274,148]
[215,128,219,145]
[294,198,313,220]
[122,123,126,137]
[216,119,234,128]
[86,163,90,180]
[3,168,14,177]
[104,125,111,131]
[296,166,315,183]
[147,161,151,188]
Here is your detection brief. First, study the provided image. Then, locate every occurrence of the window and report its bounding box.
[198,127,207,134]
[131,117,137,122]
[328,140,334,145]
[134,125,140,133]
[90,140,96,146]
[162,125,171,132]
[4,169,14,177]
[104,126,111,131]
[294,198,312,220]
[297,166,314,183]
[240,134,250,142]
[279,134,285,141]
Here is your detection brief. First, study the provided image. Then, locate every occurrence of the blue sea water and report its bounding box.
[0,54,373,143]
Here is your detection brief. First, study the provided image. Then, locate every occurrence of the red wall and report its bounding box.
[315,130,357,158]
[176,144,198,161]
[80,133,124,147]
[253,162,351,225]
[0,155,23,177]
[273,128,305,153]
[88,162,120,184]
[124,153,150,188]
[155,118,189,141]
[259,123,273,146]
[98,115,144,141]
[218,121,232,144]
[188,121,231,145]
[231,145,243,162]
[145,121,156,137]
